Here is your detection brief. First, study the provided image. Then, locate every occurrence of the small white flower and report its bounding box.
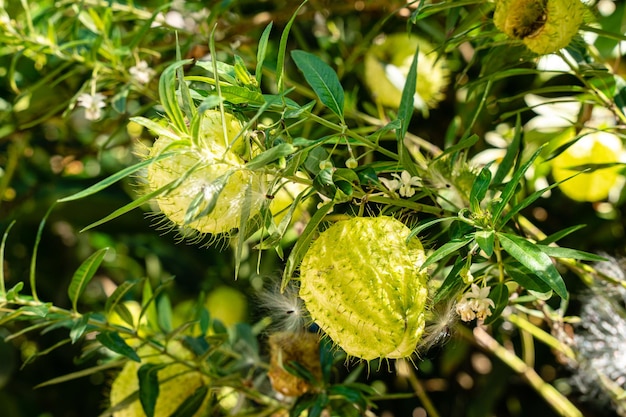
[129,60,156,85]
[381,170,420,197]
[456,300,476,322]
[456,283,495,322]
[76,92,106,121]
[380,176,400,193]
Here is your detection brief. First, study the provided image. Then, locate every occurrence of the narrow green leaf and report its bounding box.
[504,263,553,297]
[184,174,229,226]
[30,204,55,302]
[433,256,460,305]
[313,168,337,199]
[105,279,141,316]
[127,5,170,49]
[138,363,166,417]
[69,314,91,343]
[235,181,254,279]
[35,358,126,389]
[234,54,256,87]
[309,392,329,417]
[68,248,109,312]
[215,85,265,105]
[536,246,607,262]
[538,224,586,245]
[433,134,479,162]
[156,294,173,333]
[420,237,473,271]
[246,143,297,170]
[0,220,16,297]
[79,183,170,232]
[255,22,273,86]
[277,1,307,94]
[111,86,129,114]
[129,116,182,141]
[170,385,209,417]
[484,283,509,325]
[475,230,495,257]
[291,50,344,120]
[96,331,140,362]
[5,282,24,301]
[177,51,196,123]
[284,100,316,119]
[159,59,194,134]
[497,232,568,300]
[58,153,172,203]
[500,178,563,226]
[282,202,334,290]
[492,114,522,186]
[111,303,136,330]
[492,145,545,224]
[142,280,160,333]
[408,217,453,240]
[469,165,492,212]
[396,42,419,146]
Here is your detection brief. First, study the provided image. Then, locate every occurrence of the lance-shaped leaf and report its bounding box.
[469,165,492,213]
[291,50,345,120]
[138,363,166,417]
[420,237,473,271]
[96,331,140,362]
[68,248,109,312]
[170,385,209,417]
[497,232,568,300]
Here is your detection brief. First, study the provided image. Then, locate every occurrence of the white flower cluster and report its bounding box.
[129,60,156,85]
[380,170,421,198]
[455,284,495,322]
[76,92,106,121]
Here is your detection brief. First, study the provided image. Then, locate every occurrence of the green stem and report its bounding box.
[473,327,582,417]
[507,312,576,361]
[403,361,442,417]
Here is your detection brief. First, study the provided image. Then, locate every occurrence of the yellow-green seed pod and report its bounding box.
[145,111,266,235]
[552,130,623,202]
[364,34,449,114]
[493,0,586,55]
[299,216,429,360]
[109,341,210,417]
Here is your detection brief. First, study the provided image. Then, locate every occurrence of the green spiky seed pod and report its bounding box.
[299,216,429,360]
[493,0,586,55]
[145,110,266,235]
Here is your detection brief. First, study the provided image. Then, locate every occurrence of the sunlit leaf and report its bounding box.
[256,22,273,86]
[96,332,140,362]
[497,232,567,300]
[421,237,473,271]
[170,385,209,417]
[475,230,495,257]
[291,50,345,120]
[469,165,492,212]
[68,248,109,312]
[138,363,166,417]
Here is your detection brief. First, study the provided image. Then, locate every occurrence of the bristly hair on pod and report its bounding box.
[568,256,626,416]
[416,298,458,356]
[256,280,310,334]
